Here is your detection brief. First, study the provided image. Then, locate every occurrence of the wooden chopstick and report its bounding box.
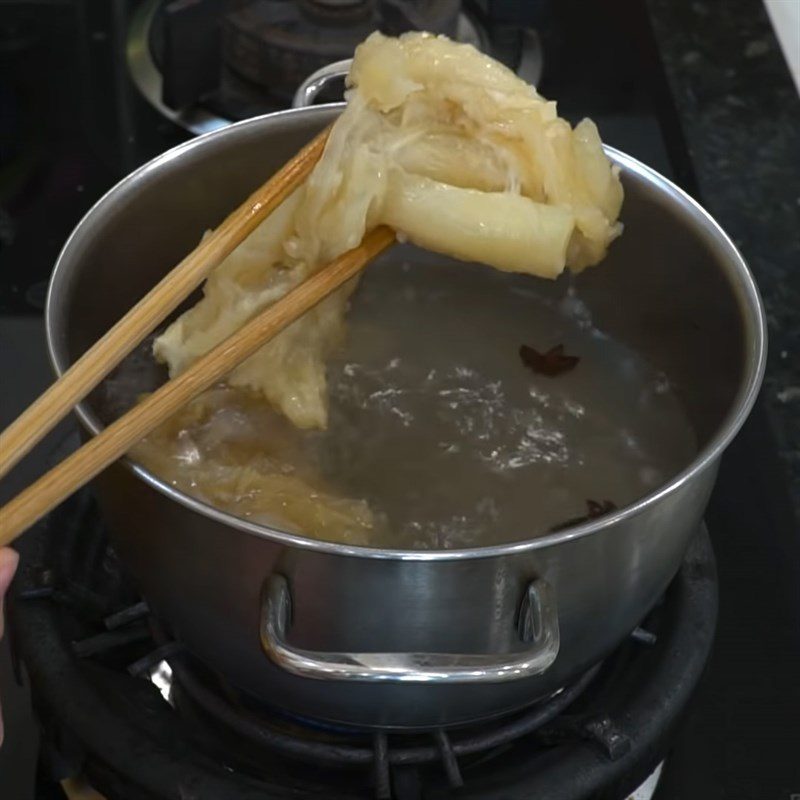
[0,226,396,546]
[0,124,332,480]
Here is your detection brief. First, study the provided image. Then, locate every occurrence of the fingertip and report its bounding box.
[0,548,19,597]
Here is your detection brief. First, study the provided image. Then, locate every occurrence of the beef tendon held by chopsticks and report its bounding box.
[154,32,623,433]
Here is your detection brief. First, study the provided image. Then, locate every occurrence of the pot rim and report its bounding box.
[45,105,767,562]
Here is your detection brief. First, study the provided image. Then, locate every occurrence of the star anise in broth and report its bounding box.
[519,343,580,377]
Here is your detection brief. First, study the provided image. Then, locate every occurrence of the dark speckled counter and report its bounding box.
[642,5,800,795]
[647,0,800,517]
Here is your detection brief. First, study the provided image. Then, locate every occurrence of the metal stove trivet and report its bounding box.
[9,492,718,799]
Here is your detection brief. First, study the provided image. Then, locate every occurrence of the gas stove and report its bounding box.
[10,491,717,799]
[2,1,799,798]
[127,0,500,134]
[124,0,551,135]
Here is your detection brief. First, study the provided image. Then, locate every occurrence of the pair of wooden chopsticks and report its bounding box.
[0,126,395,546]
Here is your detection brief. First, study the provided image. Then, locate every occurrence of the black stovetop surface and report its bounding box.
[1,1,799,798]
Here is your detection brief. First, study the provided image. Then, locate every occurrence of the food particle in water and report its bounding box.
[550,499,618,532]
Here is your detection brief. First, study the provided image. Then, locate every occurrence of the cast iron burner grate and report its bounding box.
[9,492,718,800]
[150,649,602,796]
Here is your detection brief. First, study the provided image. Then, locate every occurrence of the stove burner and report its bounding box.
[9,492,718,799]
[155,651,600,795]
[127,0,549,136]
[126,0,513,135]
[222,0,461,103]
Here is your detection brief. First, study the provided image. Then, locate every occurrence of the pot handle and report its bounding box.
[292,59,353,109]
[260,575,559,684]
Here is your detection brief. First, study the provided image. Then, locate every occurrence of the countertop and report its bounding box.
[646,4,800,796]
[648,0,800,521]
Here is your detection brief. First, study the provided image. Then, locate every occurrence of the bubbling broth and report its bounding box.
[102,259,697,549]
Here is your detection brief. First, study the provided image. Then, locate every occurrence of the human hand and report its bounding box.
[0,547,20,749]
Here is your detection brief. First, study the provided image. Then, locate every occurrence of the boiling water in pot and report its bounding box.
[102,258,696,549]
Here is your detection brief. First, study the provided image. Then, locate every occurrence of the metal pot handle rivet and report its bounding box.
[260,574,560,684]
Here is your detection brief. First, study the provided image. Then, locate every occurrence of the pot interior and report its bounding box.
[48,108,763,548]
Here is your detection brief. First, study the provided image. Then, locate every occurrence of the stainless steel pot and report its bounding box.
[45,105,765,729]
